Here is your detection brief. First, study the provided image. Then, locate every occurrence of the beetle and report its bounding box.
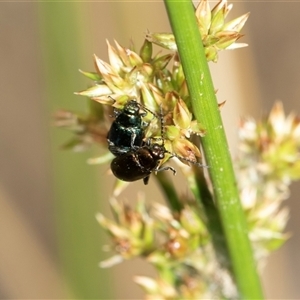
[107,100,157,156]
[107,100,146,156]
[110,142,176,185]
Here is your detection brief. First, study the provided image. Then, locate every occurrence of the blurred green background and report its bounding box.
[1,1,300,299]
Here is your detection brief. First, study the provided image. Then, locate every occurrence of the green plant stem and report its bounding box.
[164,0,264,298]
[193,167,232,271]
[156,172,182,212]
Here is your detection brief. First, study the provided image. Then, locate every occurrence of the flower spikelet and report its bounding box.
[97,197,156,266]
[147,0,249,62]
[237,102,300,260]
[76,40,172,109]
[54,101,109,151]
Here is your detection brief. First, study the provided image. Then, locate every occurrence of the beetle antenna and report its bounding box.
[136,101,159,121]
[159,104,166,147]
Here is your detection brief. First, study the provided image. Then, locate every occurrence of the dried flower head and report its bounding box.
[147,0,249,62]
[99,196,236,299]
[237,102,300,261]
[97,197,156,266]
[54,101,109,151]
[73,36,206,176]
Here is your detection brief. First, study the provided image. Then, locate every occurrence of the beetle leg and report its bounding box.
[130,132,137,148]
[155,165,176,176]
[143,176,150,185]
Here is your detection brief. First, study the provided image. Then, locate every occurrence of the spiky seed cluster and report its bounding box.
[98,197,236,299]
[54,101,109,151]
[75,38,206,168]
[237,102,300,260]
[72,0,249,167]
[97,198,156,262]
[98,199,208,265]
[147,0,249,62]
